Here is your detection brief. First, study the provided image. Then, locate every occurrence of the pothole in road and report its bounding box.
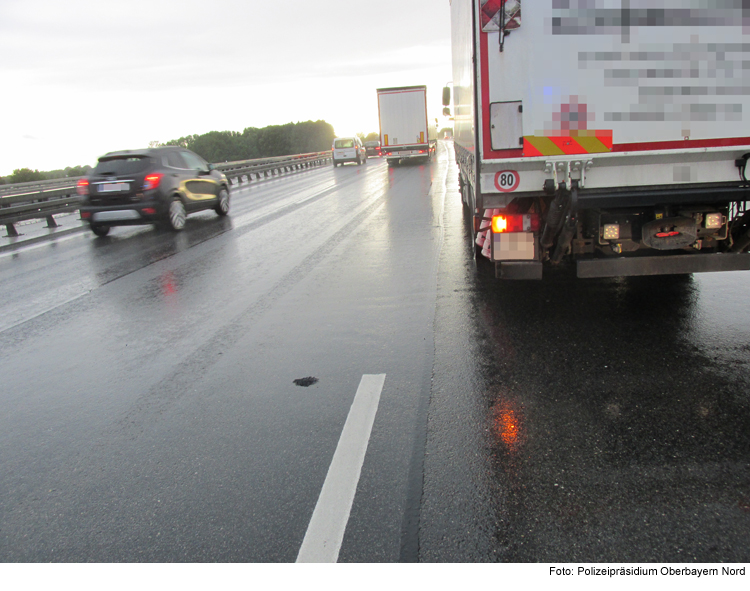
[293,376,319,387]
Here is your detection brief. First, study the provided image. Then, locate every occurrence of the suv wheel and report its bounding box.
[91,224,110,237]
[167,197,186,231]
[215,188,230,216]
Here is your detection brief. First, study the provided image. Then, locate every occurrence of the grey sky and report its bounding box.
[1,0,452,174]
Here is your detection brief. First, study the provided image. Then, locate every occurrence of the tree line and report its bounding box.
[1,165,92,185]
[162,120,337,163]
[1,119,341,185]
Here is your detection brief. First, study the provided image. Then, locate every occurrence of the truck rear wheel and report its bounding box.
[463,183,483,259]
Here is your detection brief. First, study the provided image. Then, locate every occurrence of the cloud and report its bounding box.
[0,0,452,173]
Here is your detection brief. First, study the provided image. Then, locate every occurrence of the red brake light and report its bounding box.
[76,179,89,196]
[143,173,163,191]
[656,231,680,238]
[491,213,540,233]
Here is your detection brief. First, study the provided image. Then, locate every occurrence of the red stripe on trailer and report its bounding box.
[613,136,750,153]
[479,26,523,160]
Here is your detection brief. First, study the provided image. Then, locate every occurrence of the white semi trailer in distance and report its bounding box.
[378,86,437,166]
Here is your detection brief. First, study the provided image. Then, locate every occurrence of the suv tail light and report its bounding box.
[491,213,540,233]
[76,179,89,196]
[143,173,163,191]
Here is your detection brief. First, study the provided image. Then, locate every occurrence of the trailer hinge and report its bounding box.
[544,159,593,189]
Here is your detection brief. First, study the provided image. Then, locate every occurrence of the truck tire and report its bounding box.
[459,176,469,210]
[464,184,483,259]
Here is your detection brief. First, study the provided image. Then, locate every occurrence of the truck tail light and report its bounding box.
[143,173,163,191]
[491,213,540,233]
[704,213,724,229]
[602,224,620,240]
[76,179,89,196]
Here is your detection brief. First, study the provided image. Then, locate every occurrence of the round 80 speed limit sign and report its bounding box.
[494,170,520,192]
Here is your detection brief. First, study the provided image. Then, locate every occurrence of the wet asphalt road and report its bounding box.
[1,142,749,562]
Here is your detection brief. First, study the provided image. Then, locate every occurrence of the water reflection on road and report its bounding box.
[477,263,750,561]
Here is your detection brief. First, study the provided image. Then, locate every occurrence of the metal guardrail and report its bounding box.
[217,151,332,185]
[0,150,332,237]
[0,176,85,197]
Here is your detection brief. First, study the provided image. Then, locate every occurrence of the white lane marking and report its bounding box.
[296,373,386,563]
[293,183,336,206]
[0,230,86,258]
[0,292,89,334]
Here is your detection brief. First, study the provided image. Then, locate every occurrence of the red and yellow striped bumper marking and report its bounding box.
[523,131,612,157]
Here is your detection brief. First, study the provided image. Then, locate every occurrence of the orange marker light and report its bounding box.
[491,213,540,233]
[492,215,508,233]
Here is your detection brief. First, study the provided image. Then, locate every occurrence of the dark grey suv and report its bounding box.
[78,147,230,236]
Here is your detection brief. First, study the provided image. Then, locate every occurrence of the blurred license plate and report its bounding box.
[92,210,141,222]
[100,183,129,192]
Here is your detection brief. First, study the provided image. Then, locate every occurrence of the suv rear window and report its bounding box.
[93,156,152,175]
[334,139,355,149]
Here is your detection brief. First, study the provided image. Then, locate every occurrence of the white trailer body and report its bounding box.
[377,86,436,164]
[449,0,750,279]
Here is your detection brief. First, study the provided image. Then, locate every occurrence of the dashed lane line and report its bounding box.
[296,373,386,563]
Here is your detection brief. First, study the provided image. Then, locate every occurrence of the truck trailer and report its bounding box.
[447,0,750,279]
[377,86,437,166]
